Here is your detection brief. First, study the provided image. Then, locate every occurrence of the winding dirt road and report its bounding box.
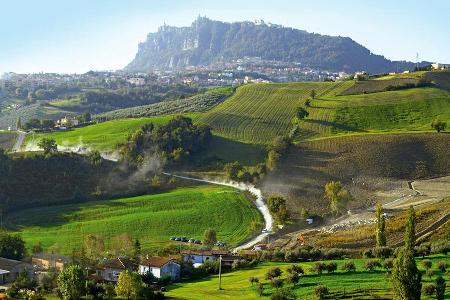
[162,172,273,252]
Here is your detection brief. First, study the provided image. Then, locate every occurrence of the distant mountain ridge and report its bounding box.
[125,17,425,73]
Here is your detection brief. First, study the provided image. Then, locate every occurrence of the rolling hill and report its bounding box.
[7,185,262,253]
[23,114,200,152]
[199,73,450,144]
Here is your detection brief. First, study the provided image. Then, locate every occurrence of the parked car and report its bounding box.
[188,239,195,243]
[194,240,202,244]
[175,237,181,241]
[170,236,176,240]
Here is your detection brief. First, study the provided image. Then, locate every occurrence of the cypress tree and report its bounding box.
[404,205,416,250]
[391,247,422,300]
[375,203,386,247]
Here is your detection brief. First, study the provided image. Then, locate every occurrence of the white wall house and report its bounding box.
[181,250,229,267]
[139,257,180,281]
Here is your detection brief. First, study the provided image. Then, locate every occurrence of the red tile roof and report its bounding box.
[140,257,179,268]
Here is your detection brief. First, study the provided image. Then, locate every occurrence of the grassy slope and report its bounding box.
[199,82,352,144]
[7,185,262,254]
[166,255,450,300]
[23,113,200,151]
[199,79,450,144]
[0,130,16,150]
[301,87,450,140]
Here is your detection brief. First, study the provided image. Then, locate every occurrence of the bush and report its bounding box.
[437,261,447,273]
[373,247,393,259]
[362,248,374,258]
[422,259,432,270]
[232,259,249,270]
[383,259,394,271]
[311,262,327,275]
[270,287,297,300]
[326,262,337,273]
[314,284,329,299]
[256,283,264,296]
[426,269,434,279]
[248,276,259,286]
[198,260,220,274]
[284,251,297,262]
[265,267,283,280]
[270,278,284,290]
[422,284,436,296]
[431,240,449,255]
[364,259,381,271]
[415,243,431,258]
[342,261,356,272]
[286,272,300,287]
[435,276,446,300]
[287,264,304,274]
[322,248,347,260]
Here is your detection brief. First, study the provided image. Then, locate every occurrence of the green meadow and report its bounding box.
[167,255,450,300]
[23,113,200,151]
[7,185,262,253]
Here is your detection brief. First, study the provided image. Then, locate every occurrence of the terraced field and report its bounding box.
[7,185,262,254]
[199,82,352,144]
[23,113,200,152]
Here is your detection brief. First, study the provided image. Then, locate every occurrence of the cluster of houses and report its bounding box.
[0,246,267,286]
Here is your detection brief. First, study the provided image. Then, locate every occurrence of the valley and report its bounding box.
[0,9,449,298]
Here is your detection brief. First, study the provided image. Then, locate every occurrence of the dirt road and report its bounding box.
[162,172,273,252]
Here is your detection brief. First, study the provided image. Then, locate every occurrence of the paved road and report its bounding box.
[162,172,273,252]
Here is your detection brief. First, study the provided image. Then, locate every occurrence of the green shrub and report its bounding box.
[314,284,329,299]
[364,259,381,271]
[342,261,356,272]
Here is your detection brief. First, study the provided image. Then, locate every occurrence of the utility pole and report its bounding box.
[218,255,223,290]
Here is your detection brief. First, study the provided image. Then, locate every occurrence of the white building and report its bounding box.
[139,257,180,281]
[127,78,146,86]
[431,63,450,70]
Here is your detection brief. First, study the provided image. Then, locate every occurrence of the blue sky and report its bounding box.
[0,0,449,74]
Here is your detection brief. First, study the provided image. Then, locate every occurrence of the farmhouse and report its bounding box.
[32,253,74,271]
[181,250,229,265]
[95,258,134,282]
[0,257,32,284]
[139,256,180,281]
[55,116,79,129]
[181,250,241,267]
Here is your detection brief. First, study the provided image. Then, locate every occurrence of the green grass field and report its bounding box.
[301,87,450,140]
[199,76,450,144]
[166,255,450,300]
[6,185,262,254]
[23,113,200,151]
[199,82,352,144]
